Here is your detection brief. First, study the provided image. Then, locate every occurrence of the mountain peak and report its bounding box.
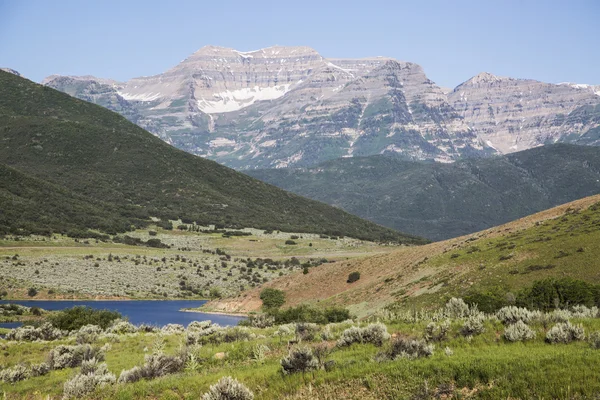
[1,68,21,77]
[190,45,321,59]
[465,72,506,85]
[42,74,119,86]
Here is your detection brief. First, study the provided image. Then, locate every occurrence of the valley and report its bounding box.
[0,225,389,301]
[209,194,600,317]
[2,29,600,399]
[247,143,600,240]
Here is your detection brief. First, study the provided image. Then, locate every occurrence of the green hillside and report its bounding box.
[0,164,139,236]
[247,144,600,240]
[218,194,600,316]
[0,71,424,244]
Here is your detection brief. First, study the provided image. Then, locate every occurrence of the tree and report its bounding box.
[260,288,285,309]
[347,272,361,283]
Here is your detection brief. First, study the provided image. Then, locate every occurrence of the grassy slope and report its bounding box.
[0,163,136,234]
[0,71,423,244]
[247,144,600,240]
[209,194,600,316]
[4,319,600,399]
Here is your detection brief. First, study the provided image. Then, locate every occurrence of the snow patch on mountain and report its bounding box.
[209,138,236,147]
[118,91,162,102]
[197,84,292,113]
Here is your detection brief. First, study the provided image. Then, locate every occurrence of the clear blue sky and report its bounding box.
[1,0,598,88]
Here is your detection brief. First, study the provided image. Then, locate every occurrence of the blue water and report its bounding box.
[0,321,23,329]
[0,300,244,327]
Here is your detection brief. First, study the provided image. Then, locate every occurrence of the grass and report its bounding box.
[220,194,600,317]
[0,228,392,300]
[3,316,600,399]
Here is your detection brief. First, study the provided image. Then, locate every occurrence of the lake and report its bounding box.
[0,300,244,328]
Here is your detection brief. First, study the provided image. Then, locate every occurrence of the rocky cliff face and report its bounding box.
[448,72,600,153]
[44,46,600,169]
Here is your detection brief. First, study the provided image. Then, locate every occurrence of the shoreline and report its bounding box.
[1,298,209,302]
[181,308,248,317]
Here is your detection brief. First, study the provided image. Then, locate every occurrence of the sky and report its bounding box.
[0,0,598,88]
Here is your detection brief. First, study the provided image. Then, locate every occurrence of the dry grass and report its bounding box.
[209,194,600,316]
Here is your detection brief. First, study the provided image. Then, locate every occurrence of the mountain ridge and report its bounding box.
[0,70,424,244]
[43,45,600,170]
[246,143,600,241]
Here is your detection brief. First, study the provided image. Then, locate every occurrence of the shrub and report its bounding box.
[47,344,104,370]
[0,364,30,383]
[186,322,220,345]
[162,324,185,334]
[347,272,361,283]
[285,240,297,245]
[76,324,103,344]
[269,305,351,324]
[130,324,154,333]
[281,347,319,375]
[570,305,599,318]
[296,322,319,341]
[503,321,536,342]
[49,306,121,331]
[464,288,511,313]
[63,361,115,399]
[202,376,254,400]
[337,326,363,347]
[107,320,137,334]
[380,338,434,360]
[444,298,470,318]
[496,306,539,325]
[589,331,600,350]
[117,366,143,383]
[516,278,600,310]
[361,323,391,346]
[337,323,390,347]
[209,327,252,344]
[424,320,450,342]
[27,287,38,297]
[30,362,50,377]
[243,314,275,328]
[547,309,573,323]
[5,322,64,341]
[118,353,185,383]
[260,288,285,309]
[251,344,270,362]
[545,322,585,344]
[312,342,331,368]
[461,314,486,337]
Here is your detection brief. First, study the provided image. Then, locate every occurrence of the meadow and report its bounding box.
[0,225,389,301]
[2,299,600,399]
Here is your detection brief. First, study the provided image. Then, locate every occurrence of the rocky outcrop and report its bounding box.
[448,73,600,152]
[1,68,21,77]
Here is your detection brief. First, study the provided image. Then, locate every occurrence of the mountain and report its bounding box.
[209,194,600,316]
[246,144,600,241]
[0,68,21,76]
[448,72,600,153]
[43,46,600,170]
[0,70,425,244]
[43,45,494,168]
